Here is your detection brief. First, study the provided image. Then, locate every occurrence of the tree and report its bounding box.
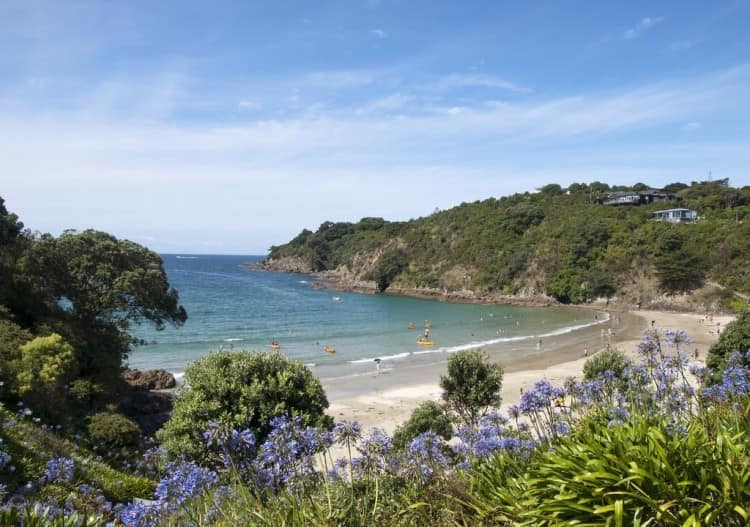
[157,350,332,460]
[392,400,453,450]
[0,197,24,245]
[440,349,504,427]
[707,309,750,380]
[25,230,187,377]
[653,229,707,293]
[370,248,408,291]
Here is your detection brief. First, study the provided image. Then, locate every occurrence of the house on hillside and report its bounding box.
[601,189,676,206]
[651,208,698,223]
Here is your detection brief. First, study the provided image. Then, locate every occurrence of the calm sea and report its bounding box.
[129,254,603,380]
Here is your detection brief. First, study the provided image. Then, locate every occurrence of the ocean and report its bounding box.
[129,254,606,382]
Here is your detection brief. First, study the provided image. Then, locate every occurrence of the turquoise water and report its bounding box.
[129,255,602,379]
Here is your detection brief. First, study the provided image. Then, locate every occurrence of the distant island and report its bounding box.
[265,179,750,313]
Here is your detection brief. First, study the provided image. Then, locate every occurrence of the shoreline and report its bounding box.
[324,308,735,434]
[259,260,732,314]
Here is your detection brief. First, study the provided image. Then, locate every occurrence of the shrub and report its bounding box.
[16,333,78,396]
[440,349,503,427]
[87,412,141,450]
[392,401,453,451]
[707,309,750,380]
[157,350,332,461]
[583,348,631,382]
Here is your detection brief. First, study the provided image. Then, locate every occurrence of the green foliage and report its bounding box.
[0,403,154,504]
[0,316,32,392]
[26,229,187,378]
[16,333,78,396]
[268,180,750,303]
[707,309,750,379]
[467,408,750,525]
[0,196,24,245]
[583,348,631,382]
[369,248,408,291]
[439,349,503,427]
[654,227,707,292]
[158,350,332,460]
[0,508,109,527]
[87,412,141,450]
[392,400,453,451]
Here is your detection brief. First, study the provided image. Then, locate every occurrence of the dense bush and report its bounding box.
[583,347,631,382]
[707,309,750,379]
[439,349,503,427]
[87,412,141,450]
[157,350,332,461]
[16,334,78,397]
[392,400,453,450]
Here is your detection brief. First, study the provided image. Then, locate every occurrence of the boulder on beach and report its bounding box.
[122,368,176,390]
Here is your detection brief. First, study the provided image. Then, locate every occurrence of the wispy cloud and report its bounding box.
[682,121,700,131]
[2,65,748,252]
[624,16,664,39]
[238,99,260,110]
[369,29,387,39]
[434,74,530,93]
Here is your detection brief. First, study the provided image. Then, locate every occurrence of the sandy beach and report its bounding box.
[324,308,735,434]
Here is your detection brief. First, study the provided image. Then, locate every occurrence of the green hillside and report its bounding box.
[267,180,750,308]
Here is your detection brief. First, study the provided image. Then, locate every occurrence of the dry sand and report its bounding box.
[324,308,735,434]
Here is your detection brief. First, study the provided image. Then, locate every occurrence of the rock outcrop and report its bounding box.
[122,368,176,391]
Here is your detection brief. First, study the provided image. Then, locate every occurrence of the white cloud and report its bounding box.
[435,74,530,93]
[624,16,664,39]
[238,99,260,110]
[682,121,701,131]
[369,29,387,39]
[2,65,749,252]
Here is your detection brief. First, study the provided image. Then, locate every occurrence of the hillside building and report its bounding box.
[651,208,698,223]
[601,189,676,206]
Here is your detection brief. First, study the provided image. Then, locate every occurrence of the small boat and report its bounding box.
[324,346,336,354]
[270,340,280,351]
[407,322,416,330]
[416,338,434,346]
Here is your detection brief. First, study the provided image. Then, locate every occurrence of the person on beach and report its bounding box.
[584,348,589,357]
[537,339,542,350]
[374,358,381,375]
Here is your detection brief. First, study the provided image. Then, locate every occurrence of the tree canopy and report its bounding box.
[0,197,186,407]
[440,349,504,427]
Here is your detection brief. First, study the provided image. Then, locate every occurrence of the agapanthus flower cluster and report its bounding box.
[703,350,750,402]
[203,422,257,474]
[42,457,75,484]
[0,447,11,471]
[408,431,448,482]
[253,415,326,492]
[118,461,218,527]
[351,427,392,477]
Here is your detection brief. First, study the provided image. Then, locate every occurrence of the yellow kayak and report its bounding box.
[416,339,434,346]
[324,346,336,354]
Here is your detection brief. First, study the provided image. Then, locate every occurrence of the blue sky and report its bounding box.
[2,1,749,253]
